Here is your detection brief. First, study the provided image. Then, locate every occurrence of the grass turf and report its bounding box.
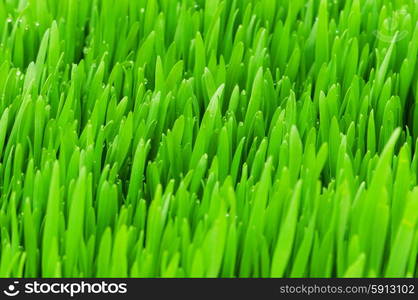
[0,0,417,278]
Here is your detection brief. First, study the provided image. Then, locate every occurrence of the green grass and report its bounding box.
[0,0,417,278]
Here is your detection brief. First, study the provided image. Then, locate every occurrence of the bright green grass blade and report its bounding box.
[271,181,302,277]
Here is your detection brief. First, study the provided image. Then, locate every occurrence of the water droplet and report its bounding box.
[140,8,145,13]
[6,18,12,23]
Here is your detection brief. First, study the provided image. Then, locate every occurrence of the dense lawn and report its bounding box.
[0,0,417,277]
